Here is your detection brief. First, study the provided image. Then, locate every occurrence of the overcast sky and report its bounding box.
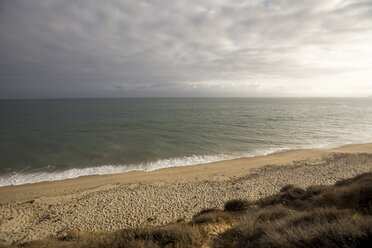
[0,0,371,98]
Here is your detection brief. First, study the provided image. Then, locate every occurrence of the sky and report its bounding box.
[0,0,372,98]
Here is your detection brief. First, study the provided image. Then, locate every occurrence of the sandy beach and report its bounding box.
[0,143,371,245]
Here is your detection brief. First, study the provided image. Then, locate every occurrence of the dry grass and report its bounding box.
[234,209,372,248]
[217,172,372,248]
[255,205,294,223]
[311,173,372,212]
[8,223,207,248]
[192,209,234,225]
[258,172,372,213]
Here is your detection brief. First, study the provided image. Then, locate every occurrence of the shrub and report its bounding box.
[237,210,372,248]
[258,173,372,212]
[193,208,220,216]
[256,206,293,223]
[215,212,256,248]
[224,199,251,212]
[258,185,310,208]
[9,224,206,248]
[130,224,205,248]
[216,173,372,247]
[334,172,372,187]
[192,210,234,225]
[310,174,372,212]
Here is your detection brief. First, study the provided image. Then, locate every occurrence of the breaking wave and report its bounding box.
[0,146,298,187]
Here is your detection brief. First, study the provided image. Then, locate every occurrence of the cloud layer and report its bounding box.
[1,0,372,98]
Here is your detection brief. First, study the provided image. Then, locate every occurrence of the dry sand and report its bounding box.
[0,143,371,245]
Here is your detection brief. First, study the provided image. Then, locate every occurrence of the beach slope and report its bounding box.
[0,143,371,245]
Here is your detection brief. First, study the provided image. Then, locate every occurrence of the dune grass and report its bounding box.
[219,172,372,248]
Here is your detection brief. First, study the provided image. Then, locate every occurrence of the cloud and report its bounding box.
[0,0,371,98]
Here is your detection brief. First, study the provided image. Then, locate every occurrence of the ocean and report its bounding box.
[0,97,371,186]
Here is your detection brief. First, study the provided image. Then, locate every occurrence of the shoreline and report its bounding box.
[0,144,329,188]
[0,143,371,205]
[1,142,366,188]
[0,143,371,245]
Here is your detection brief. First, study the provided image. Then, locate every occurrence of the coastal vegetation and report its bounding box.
[5,173,372,248]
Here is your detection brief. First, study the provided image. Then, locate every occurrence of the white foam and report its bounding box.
[0,143,334,187]
[0,154,236,187]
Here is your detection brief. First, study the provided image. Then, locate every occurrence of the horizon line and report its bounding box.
[0,96,371,100]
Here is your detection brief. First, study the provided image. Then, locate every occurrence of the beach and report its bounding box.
[0,143,371,245]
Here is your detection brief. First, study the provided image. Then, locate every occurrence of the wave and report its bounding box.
[0,143,335,187]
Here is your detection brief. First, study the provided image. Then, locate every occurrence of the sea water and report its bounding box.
[0,97,371,186]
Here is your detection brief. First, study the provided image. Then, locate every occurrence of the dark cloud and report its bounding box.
[0,0,371,98]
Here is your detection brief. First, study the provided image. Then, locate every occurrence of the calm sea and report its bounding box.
[0,98,371,186]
